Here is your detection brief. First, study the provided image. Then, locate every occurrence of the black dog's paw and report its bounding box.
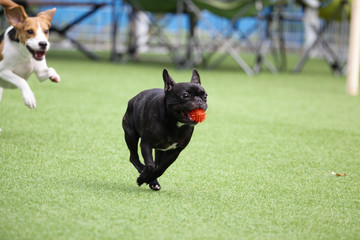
[137,176,145,186]
[149,179,161,191]
[137,165,154,186]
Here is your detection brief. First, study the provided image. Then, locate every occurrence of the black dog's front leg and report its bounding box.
[137,142,155,186]
[147,150,181,184]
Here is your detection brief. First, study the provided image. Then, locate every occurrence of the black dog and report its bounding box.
[122,69,208,190]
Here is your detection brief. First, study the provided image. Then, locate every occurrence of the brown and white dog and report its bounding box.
[0,0,60,109]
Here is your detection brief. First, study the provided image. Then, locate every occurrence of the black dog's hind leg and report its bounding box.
[123,122,159,191]
[124,130,144,173]
[123,116,144,173]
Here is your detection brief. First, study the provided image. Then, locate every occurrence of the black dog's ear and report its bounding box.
[190,69,201,85]
[163,69,176,92]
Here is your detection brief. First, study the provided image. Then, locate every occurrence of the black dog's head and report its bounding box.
[163,69,208,125]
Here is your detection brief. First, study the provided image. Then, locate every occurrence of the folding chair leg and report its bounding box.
[252,4,285,74]
[68,37,100,60]
[293,1,349,74]
[51,26,100,60]
[292,24,322,73]
[253,21,278,74]
[254,39,278,74]
[292,45,312,73]
[293,26,344,74]
[49,4,105,60]
[111,0,120,62]
[319,39,343,74]
[183,0,254,75]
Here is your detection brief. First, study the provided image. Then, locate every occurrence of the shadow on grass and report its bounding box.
[65,178,180,196]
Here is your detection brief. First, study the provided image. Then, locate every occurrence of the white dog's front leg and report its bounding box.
[0,87,3,102]
[47,67,61,83]
[0,71,36,108]
[34,60,61,83]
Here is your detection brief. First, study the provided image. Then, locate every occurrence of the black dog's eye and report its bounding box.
[27,29,34,35]
[204,93,208,100]
[182,92,189,98]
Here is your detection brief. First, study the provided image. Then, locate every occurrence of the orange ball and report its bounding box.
[189,108,206,123]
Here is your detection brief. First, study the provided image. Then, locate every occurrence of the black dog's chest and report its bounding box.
[156,142,178,151]
[151,125,193,152]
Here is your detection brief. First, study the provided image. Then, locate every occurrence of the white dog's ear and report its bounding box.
[37,8,56,25]
[5,5,28,29]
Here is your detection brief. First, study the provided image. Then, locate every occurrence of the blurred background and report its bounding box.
[1,0,351,74]
[0,0,351,76]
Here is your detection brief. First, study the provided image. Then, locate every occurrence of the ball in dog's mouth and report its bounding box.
[188,108,206,123]
[26,46,46,61]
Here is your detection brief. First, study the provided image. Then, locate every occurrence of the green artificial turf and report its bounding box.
[0,51,359,240]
